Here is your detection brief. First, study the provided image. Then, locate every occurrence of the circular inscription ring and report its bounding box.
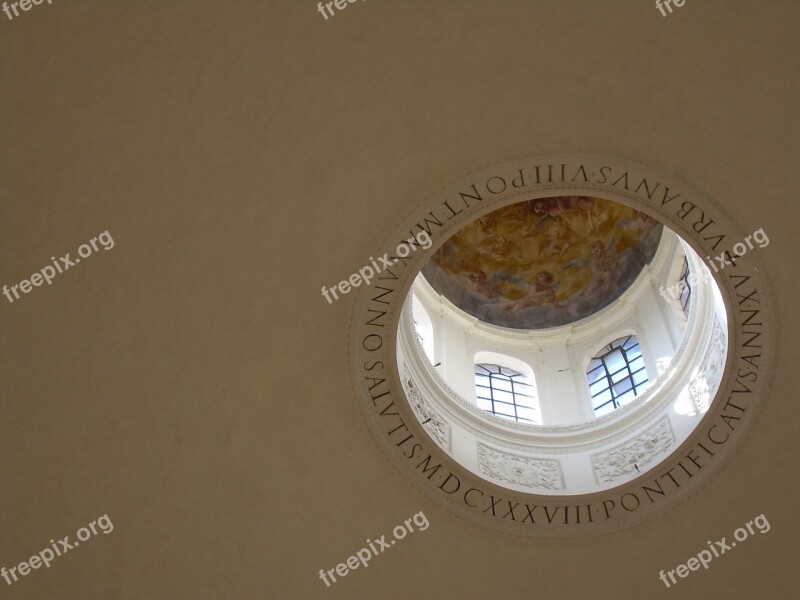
[348,153,777,537]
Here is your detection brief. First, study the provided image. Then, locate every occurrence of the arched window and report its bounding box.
[586,335,649,416]
[678,256,692,314]
[474,364,538,423]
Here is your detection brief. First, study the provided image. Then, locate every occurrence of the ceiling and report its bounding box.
[421,196,663,329]
[1,2,797,599]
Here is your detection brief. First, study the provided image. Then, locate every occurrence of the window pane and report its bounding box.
[491,377,513,392]
[589,380,609,395]
[477,398,493,411]
[586,335,648,416]
[512,379,533,391]
[494,405,516,418]
[628,356,645,371]
[613,378,633,395]
[592,389,612,404]
[512,389,534,400]
[491,390,514,404]
[605,350,625,371]
[611,368,629,384]
[474,363,538,423]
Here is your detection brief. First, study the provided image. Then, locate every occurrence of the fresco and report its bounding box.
[420,196,663,329]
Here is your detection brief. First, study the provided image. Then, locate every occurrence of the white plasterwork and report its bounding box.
[590,416,674,484]
[477,443,564,490]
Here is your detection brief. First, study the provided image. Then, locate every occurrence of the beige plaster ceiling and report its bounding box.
[1,2,798,599]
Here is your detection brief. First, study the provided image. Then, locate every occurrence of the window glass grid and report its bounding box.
[475,364,537,423]
[586,336,649,414]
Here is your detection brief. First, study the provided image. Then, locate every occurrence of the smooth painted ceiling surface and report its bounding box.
[0,2,797,599]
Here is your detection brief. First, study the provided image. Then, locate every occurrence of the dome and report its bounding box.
[421,196,663,329]
[398,195,729,495]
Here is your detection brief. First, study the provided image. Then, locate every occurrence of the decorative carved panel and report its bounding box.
[403,371,450,451]
[688,316,727,415]
[591,417,674,484]
[477,443,564,490]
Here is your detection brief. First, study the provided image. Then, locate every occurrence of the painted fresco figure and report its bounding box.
[468,270,502,299]
[561,240,616,299]
[499,271,560,313]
